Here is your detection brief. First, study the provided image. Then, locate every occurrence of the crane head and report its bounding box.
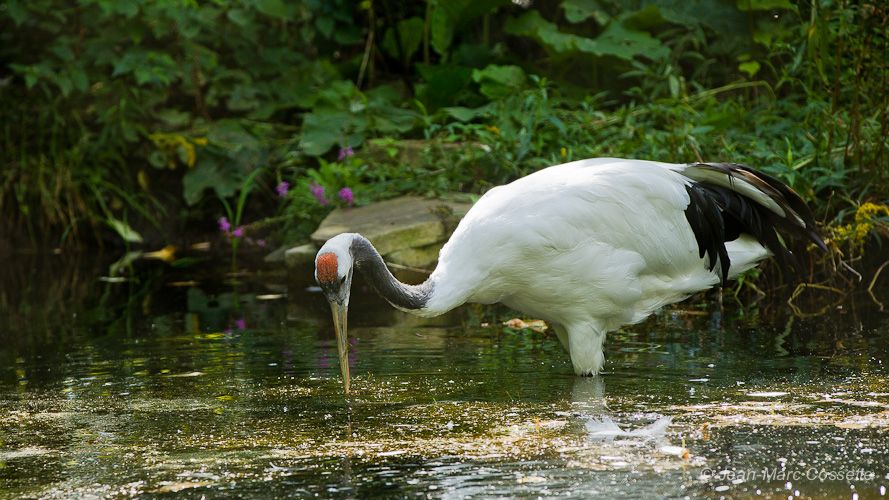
[314,234,356,394]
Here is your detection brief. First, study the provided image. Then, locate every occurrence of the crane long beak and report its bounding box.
[329,301,350,394]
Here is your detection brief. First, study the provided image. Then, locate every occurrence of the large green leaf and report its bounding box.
[738,60,761,77]
[365,86,421,132]
[429,0,511,55]
[112,50,179,86]
[226,8,251,26]
[182,158,240,206]
[179,120,267,205]
[505,11,580,53]
[472,65,527,99]
[627,0,749,39]
[505,10,667,61]
[441,105,491,122]
[254,0,293,19]
[430,3,455,56]
[561,0,610,24]
[298,81,419,156]
[207,119,260,153]
[595,21,669,61]
[417,63,473,109]
[620,4,665,31]
[382,17,425,62]
[299,110,354,156]
[736,0,796,11]
[5,0,29,25]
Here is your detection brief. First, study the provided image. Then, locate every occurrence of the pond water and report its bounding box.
[1,254,888,498]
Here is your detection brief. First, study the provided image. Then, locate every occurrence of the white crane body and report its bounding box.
[315,158,825,390]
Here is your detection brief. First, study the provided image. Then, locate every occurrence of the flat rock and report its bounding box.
[311,196,472,257]
[283,243,317,268]
[387,241,445,269]
[264,244,288,263]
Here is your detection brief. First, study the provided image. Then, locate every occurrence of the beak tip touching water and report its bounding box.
[329,300,351,394]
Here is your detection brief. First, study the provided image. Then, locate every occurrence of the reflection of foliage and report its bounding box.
[0,253,165,386]
[0,0,886,252]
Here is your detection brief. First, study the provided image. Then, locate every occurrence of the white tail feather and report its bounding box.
[725,234,770,279]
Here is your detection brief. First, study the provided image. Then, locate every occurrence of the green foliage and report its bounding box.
[0,0,328,243]
[472,65,528,99]
[298,81,422,156]
[1,0,886,252]
[504,9,668,61]
[382,17,425,62]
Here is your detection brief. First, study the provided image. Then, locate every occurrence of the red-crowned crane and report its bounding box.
[314,158,826,393]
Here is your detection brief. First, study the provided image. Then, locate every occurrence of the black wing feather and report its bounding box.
[681,162,825,285]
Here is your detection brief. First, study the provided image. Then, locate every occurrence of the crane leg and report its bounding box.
[567,321,607,376]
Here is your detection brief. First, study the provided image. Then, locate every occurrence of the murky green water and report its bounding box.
[2,255,888,498]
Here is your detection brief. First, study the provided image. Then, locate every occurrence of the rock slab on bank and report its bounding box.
[284,196,473,269]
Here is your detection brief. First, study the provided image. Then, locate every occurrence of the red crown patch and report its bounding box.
[316,253,339,284]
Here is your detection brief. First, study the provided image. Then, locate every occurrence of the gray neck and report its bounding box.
[350,235,433,311]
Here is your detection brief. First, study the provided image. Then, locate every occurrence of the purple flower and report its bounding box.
[235,318,246,330]
[338,187,354,206]
[256,239,267,247]
[232,226,245,238]
[337,146,354,161]
[218,216,231,233]
[309,182,328,206]
[276,181,290,198]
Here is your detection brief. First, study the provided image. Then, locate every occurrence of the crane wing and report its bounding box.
[428,158,824,322]
[678,162,826,284]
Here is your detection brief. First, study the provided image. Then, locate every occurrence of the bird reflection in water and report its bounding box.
[571,377,683,456]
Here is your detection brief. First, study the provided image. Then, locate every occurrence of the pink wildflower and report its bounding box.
[218,216,231,233]
[309,182,328,206]
[276,181,290,197]
[337,146,354,161]
[338,187,354,206]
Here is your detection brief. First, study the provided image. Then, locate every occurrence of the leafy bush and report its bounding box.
[1,0,886,253]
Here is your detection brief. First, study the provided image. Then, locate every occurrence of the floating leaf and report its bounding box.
[166,371,205,378]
